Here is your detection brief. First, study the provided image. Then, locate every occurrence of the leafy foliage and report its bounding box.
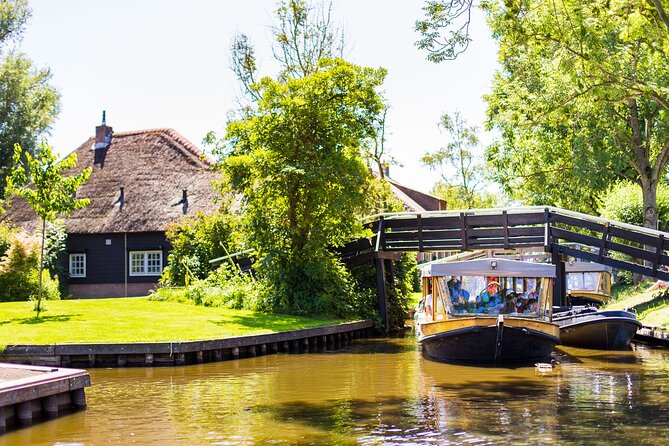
[415,0,474,62]
[600,181,669,231]
[0,1,60,191]
[0,229,60,303]
[5,142,90,315]
[422,111,486,208]
[483,0,669,226]
[161,210,240,286]
[221,58,386,317]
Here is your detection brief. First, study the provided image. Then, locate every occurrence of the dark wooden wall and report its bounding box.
[65,232,171,285]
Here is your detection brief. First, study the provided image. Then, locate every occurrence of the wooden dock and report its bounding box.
[0,320,374,368]
[634,324,669,347]
[0,363,90,433]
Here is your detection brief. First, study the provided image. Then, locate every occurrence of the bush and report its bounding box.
[152,262,260,310]
[600,180,669,230]
[161,210,239,286]
[0,230,60,302]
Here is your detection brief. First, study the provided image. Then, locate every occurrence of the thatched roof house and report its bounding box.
[4,127,219,233]
[2,120,220,298]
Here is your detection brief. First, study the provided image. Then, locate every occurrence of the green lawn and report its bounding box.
[605,283,669,328]
[0,298,346,345]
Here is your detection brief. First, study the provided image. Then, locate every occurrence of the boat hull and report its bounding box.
[419,317,560,363]
[554,309,642,350]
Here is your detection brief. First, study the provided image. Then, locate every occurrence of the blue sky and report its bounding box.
[22,0,498,194]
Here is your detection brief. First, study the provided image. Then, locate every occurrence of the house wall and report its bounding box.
[65,232,171,298]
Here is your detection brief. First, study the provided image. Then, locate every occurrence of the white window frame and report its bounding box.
[69,253,86,278]
[129,250,163,276]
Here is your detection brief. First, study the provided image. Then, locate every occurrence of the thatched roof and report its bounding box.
[2,128,221,234]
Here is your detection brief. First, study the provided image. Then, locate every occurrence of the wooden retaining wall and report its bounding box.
[0,320,374,368]
[0,364,90,433]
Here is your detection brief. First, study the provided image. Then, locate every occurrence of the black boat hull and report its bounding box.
[554,309,642,350]
[421,324,559,363]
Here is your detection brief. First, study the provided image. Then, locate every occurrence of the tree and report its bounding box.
[421,111,484,208]
[5,142,90,316]
[221,59,386,315]
[230,0,344,103]
[0,1,60,191]
[415,0,474,62]
[483,0,669,229]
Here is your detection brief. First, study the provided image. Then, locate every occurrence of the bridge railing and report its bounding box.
[356,206,669,281]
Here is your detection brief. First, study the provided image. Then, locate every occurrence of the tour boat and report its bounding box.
[415,258,560,363]
[552,306,641,349]
[554,261,641,349]
[565,261,613,307]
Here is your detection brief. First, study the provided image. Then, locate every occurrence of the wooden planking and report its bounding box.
[551,227,669,266]
[556,245,669,281]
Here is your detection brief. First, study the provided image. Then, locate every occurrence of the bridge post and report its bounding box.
[374,257,389,334]
[551,250,567,307]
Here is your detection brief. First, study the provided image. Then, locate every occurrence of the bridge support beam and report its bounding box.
[551,250,567,307]
[373,252,400,334]
[375,258,389,334]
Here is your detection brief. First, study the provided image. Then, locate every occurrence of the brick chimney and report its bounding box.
[95,111,113,150]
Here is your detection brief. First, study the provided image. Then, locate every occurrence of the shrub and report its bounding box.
[0,231,60,302]
[161,210,239,286]
[152,263,260,310]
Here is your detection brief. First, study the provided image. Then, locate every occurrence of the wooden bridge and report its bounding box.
[341,207,669,331]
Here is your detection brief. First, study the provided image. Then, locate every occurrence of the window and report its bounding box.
[129,251,163,276]
[69,253,86,278]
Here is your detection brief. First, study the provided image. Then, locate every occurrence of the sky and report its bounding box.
[21,0,499,194]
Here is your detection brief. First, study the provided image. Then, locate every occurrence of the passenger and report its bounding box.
[524,298,538,314]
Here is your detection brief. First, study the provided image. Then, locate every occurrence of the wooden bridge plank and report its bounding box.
[558,245,669,281]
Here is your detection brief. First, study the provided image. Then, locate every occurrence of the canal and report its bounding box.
[1,335,668,445]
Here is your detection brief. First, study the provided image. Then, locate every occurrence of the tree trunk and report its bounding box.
[641,177,659,230]
[37,218,46,318]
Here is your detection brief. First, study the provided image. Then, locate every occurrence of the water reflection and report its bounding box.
[1,337,668,445]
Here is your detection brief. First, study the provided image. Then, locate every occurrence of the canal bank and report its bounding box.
[0,320,374,368]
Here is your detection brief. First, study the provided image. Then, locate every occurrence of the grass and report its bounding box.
[407,291,423,309]
[605,281,669,328]
[0,298,347,344]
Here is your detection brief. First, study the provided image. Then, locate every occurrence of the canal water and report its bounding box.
[2,335,668,445]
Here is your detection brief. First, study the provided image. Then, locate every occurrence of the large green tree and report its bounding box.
[0,1,60,189]
[6,142,90,316]
[221,59,386,316]
[416,1,669,226]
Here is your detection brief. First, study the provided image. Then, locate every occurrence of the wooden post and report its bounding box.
[552,250,566,307]
[196,350,204,363]
[0,406,5,433]
[175,353,186,365]
[145,353,154,366]
[118,355,127,367]
[42,395,58,418]
[16,401,32,425]
[232,347,240,359]
[71,388,87,409]
[375,257,389,334]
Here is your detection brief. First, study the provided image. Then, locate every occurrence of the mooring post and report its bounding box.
[374,257,389,334]
[551,249,566,307]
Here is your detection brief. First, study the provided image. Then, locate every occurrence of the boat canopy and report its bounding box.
[565,262,612,273]
[420,258,556,278]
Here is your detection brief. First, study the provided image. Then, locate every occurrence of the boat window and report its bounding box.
[567,272,599,291]
[446,275,542,316]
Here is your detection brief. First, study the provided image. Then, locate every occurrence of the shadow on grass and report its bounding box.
[0,314,80,326]
[209,313,341,332]
[634,289,669,317]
